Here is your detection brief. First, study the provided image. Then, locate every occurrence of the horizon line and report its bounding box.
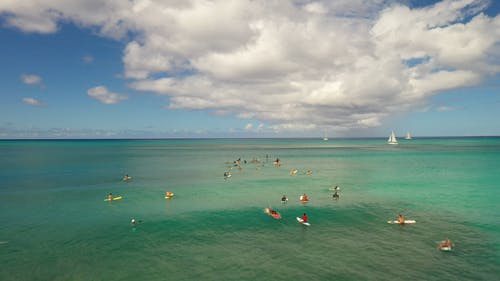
[1,135,499,141]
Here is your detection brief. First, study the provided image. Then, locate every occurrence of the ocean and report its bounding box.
[0,138,499,280]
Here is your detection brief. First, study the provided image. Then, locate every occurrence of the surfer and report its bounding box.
[437,238,453,249]
[281,195,288,203]
[301,193,308,202]
[397,214,405,224]
[224,171,229,179]
[302,213,308,223]
[265,207,281,219]
[332,191,339,199]
[123,174,131,181]
[108,193,113,201]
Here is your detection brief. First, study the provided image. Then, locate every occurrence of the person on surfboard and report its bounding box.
[332,191,339,199]
[397,214,405,224]
[437,238,453,249]
[302,213,308,223]
[108,193,113,201]
[301,193,308,202]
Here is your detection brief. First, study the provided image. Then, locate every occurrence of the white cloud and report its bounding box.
[82,55,94,64]
[3,0,499,132]
[436,106,455,112]
[20,74,42,85]
[87,86,127,104]
[22,97,44,106]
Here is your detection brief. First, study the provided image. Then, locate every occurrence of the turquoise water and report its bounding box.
[0,138,499,280]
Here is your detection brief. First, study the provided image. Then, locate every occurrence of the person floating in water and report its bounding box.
[281,195,288,203]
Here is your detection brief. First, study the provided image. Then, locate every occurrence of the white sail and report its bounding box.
[405,132,412,140]
[388,131,398,144]
[323,131,328,141]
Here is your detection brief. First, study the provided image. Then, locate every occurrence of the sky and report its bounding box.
[0,0,499,139]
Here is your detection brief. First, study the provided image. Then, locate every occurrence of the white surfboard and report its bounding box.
[387,220,416,224]
[297,217,310,226]
[440,246,452,251]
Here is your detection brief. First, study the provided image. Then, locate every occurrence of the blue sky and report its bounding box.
[0,0,499,138]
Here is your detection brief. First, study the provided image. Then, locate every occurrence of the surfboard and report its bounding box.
[387,220,416,224]
[297,217,310,226]
[440,246,452,251]
[104,196,122,201]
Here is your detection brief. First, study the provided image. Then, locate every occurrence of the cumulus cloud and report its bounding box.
[22,97,44,106]
[20,74,42,85]
[3,0,499,132]
[87,86,127,104]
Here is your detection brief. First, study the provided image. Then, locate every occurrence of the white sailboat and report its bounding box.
[405,132,412,140]
[388,131,398,144]
[322,131,328,141]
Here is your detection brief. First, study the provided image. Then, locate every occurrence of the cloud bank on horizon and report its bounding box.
[1,0,499,133]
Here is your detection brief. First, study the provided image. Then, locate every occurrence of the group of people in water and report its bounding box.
[119,156,452,251]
